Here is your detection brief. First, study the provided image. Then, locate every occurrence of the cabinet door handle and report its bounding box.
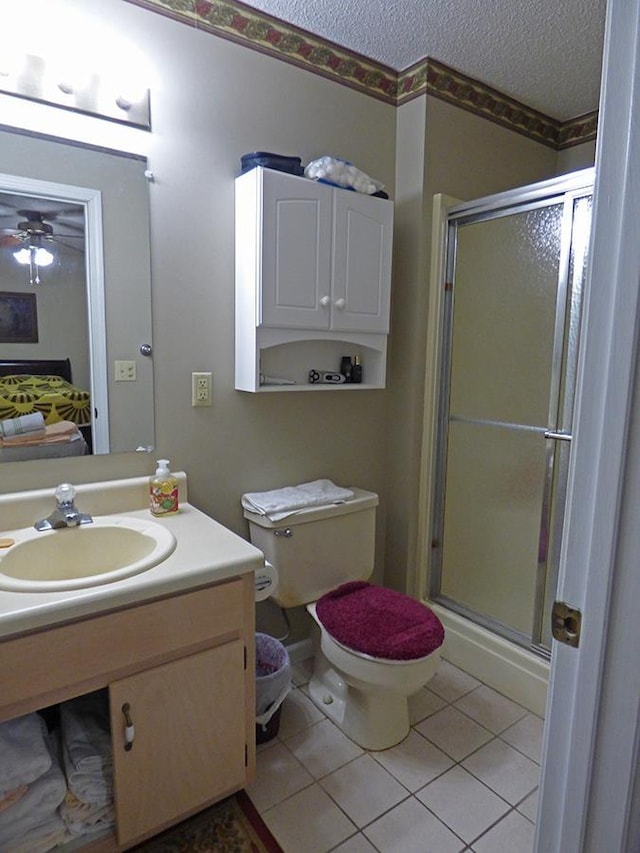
[319,295,331,308]
[122,702,135,751]
[334,298,346,310]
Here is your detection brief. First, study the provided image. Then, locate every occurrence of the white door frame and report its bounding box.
[536,0,640,849]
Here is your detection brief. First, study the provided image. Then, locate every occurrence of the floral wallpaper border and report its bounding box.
[124,0,597,149]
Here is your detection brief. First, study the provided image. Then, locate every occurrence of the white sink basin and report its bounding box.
[0,516,177,592]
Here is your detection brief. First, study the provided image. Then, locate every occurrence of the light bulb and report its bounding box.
[34,247,54,266]
[13,247,31,264]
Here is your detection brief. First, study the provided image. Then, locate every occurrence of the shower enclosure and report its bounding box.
[429,170,593,657]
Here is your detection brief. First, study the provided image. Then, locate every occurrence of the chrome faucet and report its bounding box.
[34,483,94,531]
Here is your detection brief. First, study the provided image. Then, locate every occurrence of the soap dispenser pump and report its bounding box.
[149,459,179,516]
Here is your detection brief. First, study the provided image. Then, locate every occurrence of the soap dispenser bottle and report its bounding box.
[149,459,179,516]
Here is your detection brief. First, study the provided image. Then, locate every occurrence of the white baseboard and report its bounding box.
[429,603,550,717]
[285,637,314,665]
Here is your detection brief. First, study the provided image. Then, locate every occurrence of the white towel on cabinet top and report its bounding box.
[241,479,354,521]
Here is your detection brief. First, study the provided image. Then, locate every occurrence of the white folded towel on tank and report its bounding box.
[0,713,52,797]
[241,479,355,521]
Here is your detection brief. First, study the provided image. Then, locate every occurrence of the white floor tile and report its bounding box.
[462,738,539,805]
[454,685,528,734]
[364,796,465,853]
[408,686,448,725]
[372,729,453,792]
[257,656,545,852]
[285,718,363,779]
[415,705,494,761]
[428,660,481,702]
[416,765,510,844]
[471,808,535,853]
[517,788,539,823]
[277,688,326,740]
[245,741,313,812]
[320,754,408,828]
[331,835,378,853]
[262,783,356,853]
[501,713,545,763]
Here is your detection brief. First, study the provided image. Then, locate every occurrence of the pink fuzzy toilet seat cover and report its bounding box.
[315,581,445,660]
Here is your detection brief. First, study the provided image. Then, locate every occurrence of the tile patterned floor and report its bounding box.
[246,658,543,852]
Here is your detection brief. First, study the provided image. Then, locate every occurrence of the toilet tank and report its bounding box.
[244,488,378,608]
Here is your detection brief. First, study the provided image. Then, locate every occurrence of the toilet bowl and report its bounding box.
[307,601,441,750]
[243,486,445,751]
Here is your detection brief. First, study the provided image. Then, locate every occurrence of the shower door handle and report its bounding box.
[544,430,573,442]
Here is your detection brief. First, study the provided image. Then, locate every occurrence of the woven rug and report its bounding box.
[133,791,282,852]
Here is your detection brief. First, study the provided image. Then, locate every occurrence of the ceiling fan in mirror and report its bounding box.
[0,208,85,285]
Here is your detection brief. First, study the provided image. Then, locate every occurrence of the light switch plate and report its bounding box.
[115,360,136,381]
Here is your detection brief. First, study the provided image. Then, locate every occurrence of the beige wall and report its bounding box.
[556,140,597,173]
[0,240,89,388]
[0,0,597,635]
[0,0,395,643]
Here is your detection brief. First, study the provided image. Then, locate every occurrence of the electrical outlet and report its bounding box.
[115,360,136,381]
[192,371,212,406]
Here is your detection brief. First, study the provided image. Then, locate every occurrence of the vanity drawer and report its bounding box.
[0,576,249,721]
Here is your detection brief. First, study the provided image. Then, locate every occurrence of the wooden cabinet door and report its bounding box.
[109,641,246,846]
[260,169,333,329]
[331,189,393,333]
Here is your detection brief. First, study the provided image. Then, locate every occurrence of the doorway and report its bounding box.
[429,170,593,656]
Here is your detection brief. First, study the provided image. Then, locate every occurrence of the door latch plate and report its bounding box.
[551,601,582,647]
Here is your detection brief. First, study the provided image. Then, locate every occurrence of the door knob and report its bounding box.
[334,298,346,309]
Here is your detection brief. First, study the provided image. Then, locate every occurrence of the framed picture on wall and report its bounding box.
[0,291,39,343]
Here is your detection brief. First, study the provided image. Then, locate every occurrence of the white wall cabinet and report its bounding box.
[235,166,394,391]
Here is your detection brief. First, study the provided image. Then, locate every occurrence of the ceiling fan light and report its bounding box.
[34,246,54,266]
[13,247,31,265]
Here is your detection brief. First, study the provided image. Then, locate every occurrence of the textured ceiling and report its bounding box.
[241,0,607,121]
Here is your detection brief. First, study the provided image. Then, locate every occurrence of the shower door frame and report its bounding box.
[423,169,594,657]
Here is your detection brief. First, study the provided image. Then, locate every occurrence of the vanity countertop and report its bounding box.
[0,474,264,640]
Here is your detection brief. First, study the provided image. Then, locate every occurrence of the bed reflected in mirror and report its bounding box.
[0,359,91,462]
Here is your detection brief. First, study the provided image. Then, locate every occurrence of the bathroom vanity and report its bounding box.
[0,474,263,850]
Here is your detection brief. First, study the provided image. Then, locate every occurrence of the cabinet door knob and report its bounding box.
[320,295,331,308]
[122,702,135,751]
[334,298,346,310]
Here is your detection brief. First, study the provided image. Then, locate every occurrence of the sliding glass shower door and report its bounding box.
[430,173,592,655]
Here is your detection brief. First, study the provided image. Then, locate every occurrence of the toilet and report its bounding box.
[244,488,444,750]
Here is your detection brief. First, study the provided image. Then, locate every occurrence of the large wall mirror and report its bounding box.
[0,127,154,462]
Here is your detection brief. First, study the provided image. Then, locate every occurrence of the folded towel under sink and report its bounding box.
[0,713,52,797]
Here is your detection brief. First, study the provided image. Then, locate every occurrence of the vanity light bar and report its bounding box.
[0,53,151,131]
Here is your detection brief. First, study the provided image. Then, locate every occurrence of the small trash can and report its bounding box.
[255,632,291,744]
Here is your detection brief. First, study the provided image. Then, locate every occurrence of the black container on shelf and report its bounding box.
[351,356,363,383]
[340,355,353,383]
[240,151,304,176]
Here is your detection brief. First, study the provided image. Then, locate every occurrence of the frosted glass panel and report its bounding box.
[440,421,546,635]
[450,204,563,427]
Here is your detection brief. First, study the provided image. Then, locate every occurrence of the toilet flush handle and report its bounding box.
[274,528,293,538]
